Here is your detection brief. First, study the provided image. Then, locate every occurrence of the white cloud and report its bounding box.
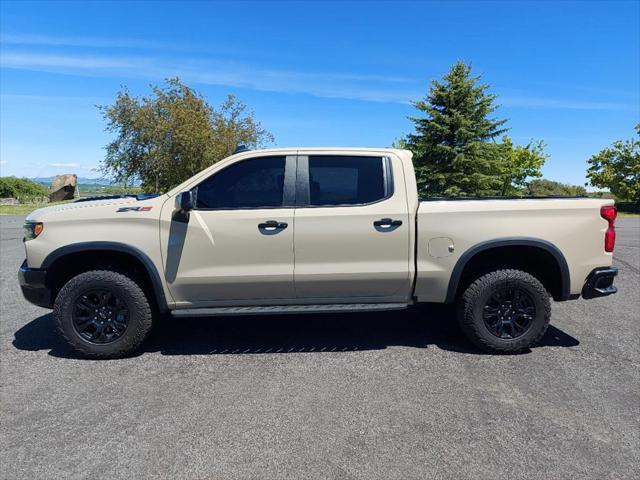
[0,33,168,50]
[1,50,633,110]
[0,52,141,70]
[0,93,108,103]
[0,160,7,165]
[0,51,419,104]
[501,96,635,112]
[50,162,79,168]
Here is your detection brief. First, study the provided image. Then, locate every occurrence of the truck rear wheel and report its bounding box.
[53,270,154,359]
[457,269,551,353]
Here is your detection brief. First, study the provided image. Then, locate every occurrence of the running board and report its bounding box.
[171,303,408,318]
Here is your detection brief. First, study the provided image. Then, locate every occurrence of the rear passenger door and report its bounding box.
[293,154,411,301]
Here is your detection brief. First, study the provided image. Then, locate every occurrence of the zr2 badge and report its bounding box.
[116,206,153,213]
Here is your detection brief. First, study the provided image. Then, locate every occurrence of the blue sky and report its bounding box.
[0,0,638,186]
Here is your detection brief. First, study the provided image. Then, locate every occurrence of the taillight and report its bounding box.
[600,205,617,252]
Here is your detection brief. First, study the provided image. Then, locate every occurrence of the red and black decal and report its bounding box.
[116,206,153,212]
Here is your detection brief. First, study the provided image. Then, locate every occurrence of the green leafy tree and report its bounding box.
[587,124,640,203]
[211,94,274,160]
[0,177,49,202]
[494,136,547,195]
[405,61,508,196]
[100,78,273,193]
[525,179,587,197]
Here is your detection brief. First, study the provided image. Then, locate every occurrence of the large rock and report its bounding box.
[49,174,78,202]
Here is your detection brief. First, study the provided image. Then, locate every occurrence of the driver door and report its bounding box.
[160,155,296,307]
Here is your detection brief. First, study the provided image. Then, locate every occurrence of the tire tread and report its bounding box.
[458,269,551,353]
[53,270,153,359]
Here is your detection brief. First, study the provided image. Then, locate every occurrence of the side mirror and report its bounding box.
[176,191,195,213]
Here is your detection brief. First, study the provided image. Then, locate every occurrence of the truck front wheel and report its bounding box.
[457,269,551,353]
[53,270,154,359]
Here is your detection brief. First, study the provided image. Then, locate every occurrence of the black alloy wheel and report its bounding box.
[72,288,130,344]
[482,286,536,339]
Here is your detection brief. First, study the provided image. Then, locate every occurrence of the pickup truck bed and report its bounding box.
[415,197,613,303]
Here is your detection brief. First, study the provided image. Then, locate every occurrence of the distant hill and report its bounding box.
[30,176,143,195]
[32,176,115,186]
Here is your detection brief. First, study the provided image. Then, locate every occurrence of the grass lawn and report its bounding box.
[618,211,640,218]
[0,201,72,215]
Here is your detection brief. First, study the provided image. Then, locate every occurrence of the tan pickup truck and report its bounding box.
[19,148,619,358]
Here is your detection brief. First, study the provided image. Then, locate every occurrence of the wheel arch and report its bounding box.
[42,242,169,312]
[445,237,571,304]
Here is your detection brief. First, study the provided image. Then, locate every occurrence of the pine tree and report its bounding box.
[406,61,508,196]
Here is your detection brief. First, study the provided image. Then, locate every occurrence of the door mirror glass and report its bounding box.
[176,191,195,213]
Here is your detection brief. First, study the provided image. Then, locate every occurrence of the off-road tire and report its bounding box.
[457,269,551,354]
[53,270,154,359]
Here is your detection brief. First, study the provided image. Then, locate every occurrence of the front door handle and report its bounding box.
[258,220,288,234]
[373,218,402,229]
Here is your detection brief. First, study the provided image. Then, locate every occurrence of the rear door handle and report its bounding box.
[258,220,288,233]
[373,218,402,228]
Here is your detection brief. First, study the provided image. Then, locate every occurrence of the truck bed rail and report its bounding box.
[420,195,589,201]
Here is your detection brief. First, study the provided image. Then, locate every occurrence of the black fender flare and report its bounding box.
[445,237,571,303]
[42,241,170,312]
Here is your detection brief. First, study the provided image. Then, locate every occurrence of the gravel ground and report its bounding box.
[1,215,638,479]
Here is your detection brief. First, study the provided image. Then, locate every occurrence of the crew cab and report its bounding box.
[18,148,619,358]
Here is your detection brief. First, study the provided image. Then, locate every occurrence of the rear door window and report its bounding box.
[307,156,388,206]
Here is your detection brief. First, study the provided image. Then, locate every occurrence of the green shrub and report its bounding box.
[525,179,587,196]
[587,192,638,212]
[0,177,49,203]
[615,201,640,214]
[77,184,143,196]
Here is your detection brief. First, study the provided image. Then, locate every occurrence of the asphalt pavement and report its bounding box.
[1,215,638,479]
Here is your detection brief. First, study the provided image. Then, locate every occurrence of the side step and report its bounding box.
[171,303,408,318]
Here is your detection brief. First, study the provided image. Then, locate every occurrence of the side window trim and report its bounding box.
[295,155,310,207]
[295,154,394,208]
[383,156,394,198]
[283,155,297,207]
[192,155,297,211]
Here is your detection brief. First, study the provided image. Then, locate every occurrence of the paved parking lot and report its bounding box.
[1,215,638,479]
